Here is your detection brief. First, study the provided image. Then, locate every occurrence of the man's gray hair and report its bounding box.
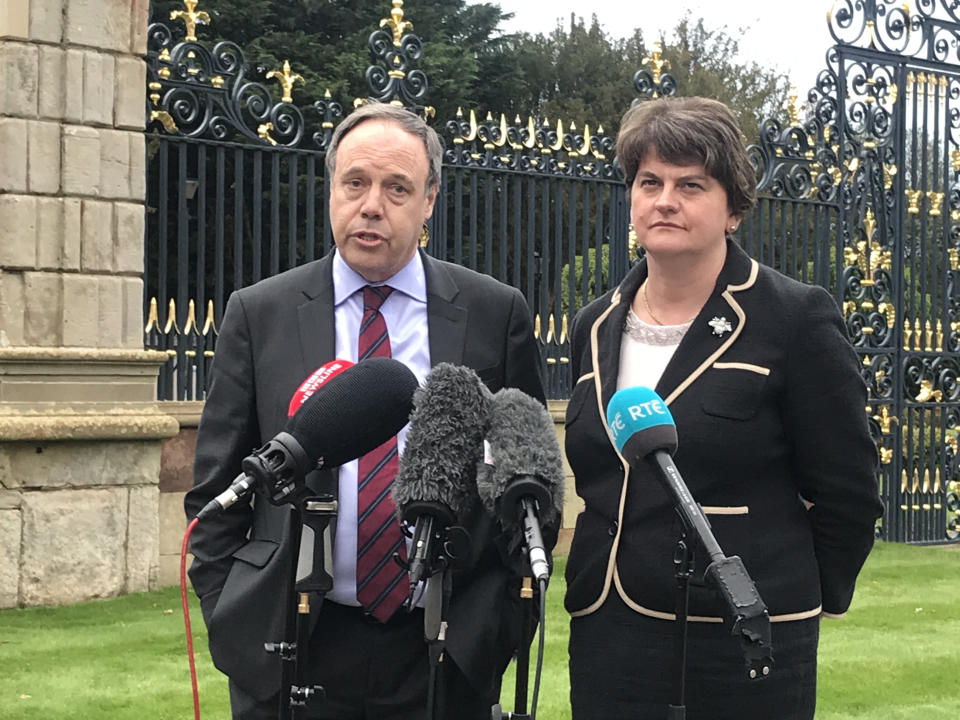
[325,103,443,190]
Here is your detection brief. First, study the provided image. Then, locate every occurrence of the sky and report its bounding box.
[494,0,837,92]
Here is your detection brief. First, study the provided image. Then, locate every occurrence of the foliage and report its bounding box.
[150,0,519,123]
[149,2,790,142]
[561,244,610,318]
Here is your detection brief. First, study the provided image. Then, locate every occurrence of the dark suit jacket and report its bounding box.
[564,240,882,622]
[185,249,546,703]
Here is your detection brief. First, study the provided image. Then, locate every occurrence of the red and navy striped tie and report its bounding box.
[355,285,409,621]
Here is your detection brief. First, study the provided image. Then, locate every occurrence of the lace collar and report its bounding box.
[624,309,692,347]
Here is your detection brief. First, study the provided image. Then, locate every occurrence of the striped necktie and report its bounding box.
[355,285,409,621]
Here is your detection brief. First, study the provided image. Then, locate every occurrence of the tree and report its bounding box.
[150,0,520,125]
[658,15,790,139]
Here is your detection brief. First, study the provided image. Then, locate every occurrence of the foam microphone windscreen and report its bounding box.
[477,387,564,526]
[605,385,678,465]
[393,363,490,516]
[286,356,418,468]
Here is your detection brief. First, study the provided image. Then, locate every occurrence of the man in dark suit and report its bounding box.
[185,101,546,720]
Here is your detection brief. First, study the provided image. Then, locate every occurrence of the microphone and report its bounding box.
[476,388,563,586]
[393,363,490,591]
[605,386,773,679]
[196,357,418,520]
[605,386,724,563]
[286,358,354,417]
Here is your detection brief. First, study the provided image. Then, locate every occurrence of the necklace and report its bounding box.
[641,282,665,326]
[641,282,697,326]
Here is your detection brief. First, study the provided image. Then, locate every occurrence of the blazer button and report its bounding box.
[608,521,618,537]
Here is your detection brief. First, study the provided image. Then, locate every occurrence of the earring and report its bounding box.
[419,224,429,248]
[628,223,638,258]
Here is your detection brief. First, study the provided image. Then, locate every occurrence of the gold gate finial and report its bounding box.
[170,0,210,42]
[381,0,413,47]
[642,41,670,85]
[266,60,304,103]
[784,86,802,126]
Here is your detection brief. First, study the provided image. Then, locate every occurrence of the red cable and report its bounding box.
[180,517,202,720]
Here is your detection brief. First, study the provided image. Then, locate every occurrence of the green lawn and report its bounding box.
[0,542,957,719]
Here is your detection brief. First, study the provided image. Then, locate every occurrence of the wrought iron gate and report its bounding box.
[749,1,960,543]
[143,0,960,542]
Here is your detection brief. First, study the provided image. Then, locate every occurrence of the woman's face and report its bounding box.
[630,150,738,262]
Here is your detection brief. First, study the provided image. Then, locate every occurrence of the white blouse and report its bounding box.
[617,308,693,391]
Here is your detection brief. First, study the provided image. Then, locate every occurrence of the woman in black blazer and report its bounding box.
[564,96,883,720]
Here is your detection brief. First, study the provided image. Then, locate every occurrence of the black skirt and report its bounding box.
[569,591,819,720]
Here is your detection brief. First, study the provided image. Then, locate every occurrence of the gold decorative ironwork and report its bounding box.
[883,163,897,191]
[381,0,413,47]
[926,191,944,218]
[628,223,638,259]
[905,188,923,214]
[170,0,209,42]
[878,301,896,329]
[915,379,943,402]
[144,297,160,334]
[949,247,960,271]
[873,405,899,434]
[951,149,960,174]
[642,41,670,85]
[265,60,304,103]
[533,314,541,340]
[201,299,217,338]
[163,299,179,336]
[784,86,802,126]
[878,443,893,465]
[258,122,277,146]
[843,209,890,287]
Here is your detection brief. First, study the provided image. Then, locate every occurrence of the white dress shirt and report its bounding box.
[326,249,431,606]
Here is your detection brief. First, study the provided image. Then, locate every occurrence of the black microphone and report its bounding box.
[393,363,490,591]
[606,386,773,680]
[476,388,563,586]
[196,357,418,520]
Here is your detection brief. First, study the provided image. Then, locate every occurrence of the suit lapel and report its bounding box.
[657,241,758,405]
[422,251,468,366]
[592,260,646,416]
[296,252,337,376]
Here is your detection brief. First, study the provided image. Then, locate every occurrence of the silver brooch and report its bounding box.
[709,316,732,337]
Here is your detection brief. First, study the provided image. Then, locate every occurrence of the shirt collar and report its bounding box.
[332,248,427,306]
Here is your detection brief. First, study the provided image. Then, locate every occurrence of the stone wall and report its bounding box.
[0,0,147,349]
[0,0,174,610]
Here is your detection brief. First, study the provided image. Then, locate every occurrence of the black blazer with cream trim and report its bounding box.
[185,248,546,702]
[564,240,882,622]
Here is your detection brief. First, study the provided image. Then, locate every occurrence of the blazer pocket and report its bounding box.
[701,364,770,420]
[233,538,280,568]
[694,506,752,584]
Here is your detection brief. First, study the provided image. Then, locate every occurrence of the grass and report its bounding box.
[0,542,957,719]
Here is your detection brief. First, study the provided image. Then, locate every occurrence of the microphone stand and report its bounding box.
[408,516,472,720]
[490,576,534,720]
[265,493,337,720]
[647,452,774,720]
[667,527,693,719]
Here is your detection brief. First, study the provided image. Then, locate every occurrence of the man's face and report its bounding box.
[329,119,438,283]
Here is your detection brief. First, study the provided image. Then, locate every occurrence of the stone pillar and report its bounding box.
[0,0,175,608]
